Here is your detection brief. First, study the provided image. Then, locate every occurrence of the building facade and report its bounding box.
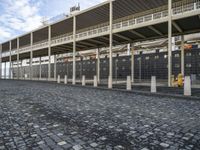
[1,0,200,87]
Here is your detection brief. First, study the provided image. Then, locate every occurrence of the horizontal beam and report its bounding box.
[87,39,107,45]
[148,26,163,36]
[99,36,120,45]
[78,41,97,47]
[172,21,183,33]
[130,30,146,39]
[114,33,132,41]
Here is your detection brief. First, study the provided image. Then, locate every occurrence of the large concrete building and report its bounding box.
[0,0,200,88]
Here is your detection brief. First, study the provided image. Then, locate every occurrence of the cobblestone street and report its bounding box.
[0,80,200,150]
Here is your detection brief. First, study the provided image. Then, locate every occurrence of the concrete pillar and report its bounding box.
[151,76,157,93]
[108,0,113,89]
[127,76,132,90]
[48,26,51,81]
[54,55,57,81]
[127,43,131,55]
[139,57,142,82]
[72,16,76,85]
[57,75,60,84]
[20,60,23,79]
[17,38,19,79]
[131,45,135,83]
[11,62,13,79]
[0,44,2,79]
[64,75,68,84]
[82,75,85,86]
[4,62,6,79]
[39,57,42,80]
[9,41,12,79]
[30,33,33,80]
[96,48,100,83]
[181,35,185,76]
[168,0,172,87]
[184,76,191,96]
[94,75,98,87]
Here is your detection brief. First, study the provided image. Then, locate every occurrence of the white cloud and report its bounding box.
[0,0,43,43]
[0,27,12,39]
[0,0,105,43]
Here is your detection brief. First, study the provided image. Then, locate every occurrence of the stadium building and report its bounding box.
[0,0,200,88]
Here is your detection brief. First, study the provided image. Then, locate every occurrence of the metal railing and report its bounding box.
[2,0,199,57]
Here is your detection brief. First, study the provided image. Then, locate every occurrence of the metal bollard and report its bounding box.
[82,75,86,86]
[151,76,157,93]
[127,76,131,90]
[184,76,191,96]
[108,76,112,89]
[57,75,60,84]
[94,75,98,87]
[64,75,68,84]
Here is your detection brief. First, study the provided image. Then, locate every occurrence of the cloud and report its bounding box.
[0,0,105,43]
[0,0,43,43]
[0,27,12,39]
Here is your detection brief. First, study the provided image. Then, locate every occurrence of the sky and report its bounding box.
[0,0,105,43]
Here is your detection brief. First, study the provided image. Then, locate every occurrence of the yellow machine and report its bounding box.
[173,73,184,87]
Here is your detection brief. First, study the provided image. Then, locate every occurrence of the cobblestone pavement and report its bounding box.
[0,80,200,150]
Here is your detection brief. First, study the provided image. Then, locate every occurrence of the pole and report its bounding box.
[39,57,42,80]
[54,55,57,81]
[9,41,12,79]
[96,48,100,83]
[48,26,51,81]
[131,45,135,82]
[17,38,19,79]
[4,62,6,79]
[181,35,185,76]
[0,44,2,79]
[168,0,172,87]
[108,0,113,89]
[30,33,33,80]
[72,16,76,85]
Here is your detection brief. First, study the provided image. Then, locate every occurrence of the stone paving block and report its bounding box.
[0,80,200,149]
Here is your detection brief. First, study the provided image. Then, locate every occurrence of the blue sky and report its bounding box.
[0,0,105,43]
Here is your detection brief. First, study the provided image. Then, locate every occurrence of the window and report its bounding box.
[122,59,126,62]
[174,54,180,58]
[175,64,180,68]
[186,64,192,68]
[145,56,150,60]
[155,55,159,59]
[186,53,191,56]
